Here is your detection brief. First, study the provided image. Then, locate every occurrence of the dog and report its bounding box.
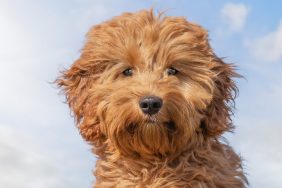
[56,9,247,188]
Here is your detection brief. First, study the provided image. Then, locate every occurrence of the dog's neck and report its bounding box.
[92,138,246,187]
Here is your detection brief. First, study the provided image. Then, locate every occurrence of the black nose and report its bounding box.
[139,96,163,115]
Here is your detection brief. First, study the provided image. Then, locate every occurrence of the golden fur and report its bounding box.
[56,9,247,187]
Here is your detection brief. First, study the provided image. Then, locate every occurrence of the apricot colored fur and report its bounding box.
[56,9,247,188]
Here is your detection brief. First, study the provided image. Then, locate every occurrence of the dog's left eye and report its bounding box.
[166,67,178,76]
[123,68,133,76]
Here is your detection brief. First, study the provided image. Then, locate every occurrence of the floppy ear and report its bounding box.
[184,22,239,137]
[56,57,102,144]
[201,57,239,137]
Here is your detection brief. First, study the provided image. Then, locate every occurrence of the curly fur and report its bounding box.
[56,9,247,187]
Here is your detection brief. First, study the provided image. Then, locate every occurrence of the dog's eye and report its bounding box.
[166,67,178,76]
[123,68,133,76]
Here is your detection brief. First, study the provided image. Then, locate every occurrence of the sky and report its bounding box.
[0,0,281,187]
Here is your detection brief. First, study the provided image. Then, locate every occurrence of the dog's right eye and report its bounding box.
[166,67,178,76]
[123,68,133,76]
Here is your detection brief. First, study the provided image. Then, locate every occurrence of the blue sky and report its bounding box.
[0,0,281,187]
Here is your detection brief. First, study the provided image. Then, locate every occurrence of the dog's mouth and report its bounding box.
[126,123,137,134]
[144,116,176,131]
[126,120,176,134]
[164,121,176,132]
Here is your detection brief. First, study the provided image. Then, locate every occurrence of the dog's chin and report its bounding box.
[113,118,180,158]
[104,106,192,158]
[126,119,176,135]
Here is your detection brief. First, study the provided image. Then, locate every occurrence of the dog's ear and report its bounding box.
[201,58,239,137]
[185,23,239,137]
[56,57,102,144]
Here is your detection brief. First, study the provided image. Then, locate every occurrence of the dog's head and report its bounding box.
[56,10,238,159]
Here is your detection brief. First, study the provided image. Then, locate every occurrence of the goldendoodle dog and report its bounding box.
[57,9,247,188]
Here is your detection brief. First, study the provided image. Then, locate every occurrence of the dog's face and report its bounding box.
[57,10,237,159]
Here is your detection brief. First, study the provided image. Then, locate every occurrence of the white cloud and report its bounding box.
[227,119,282,188]
[221,3,248,32]
[0,1,101,187]
[246,21,282,62]
[0,125,92,188]
[0,0,117,122]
